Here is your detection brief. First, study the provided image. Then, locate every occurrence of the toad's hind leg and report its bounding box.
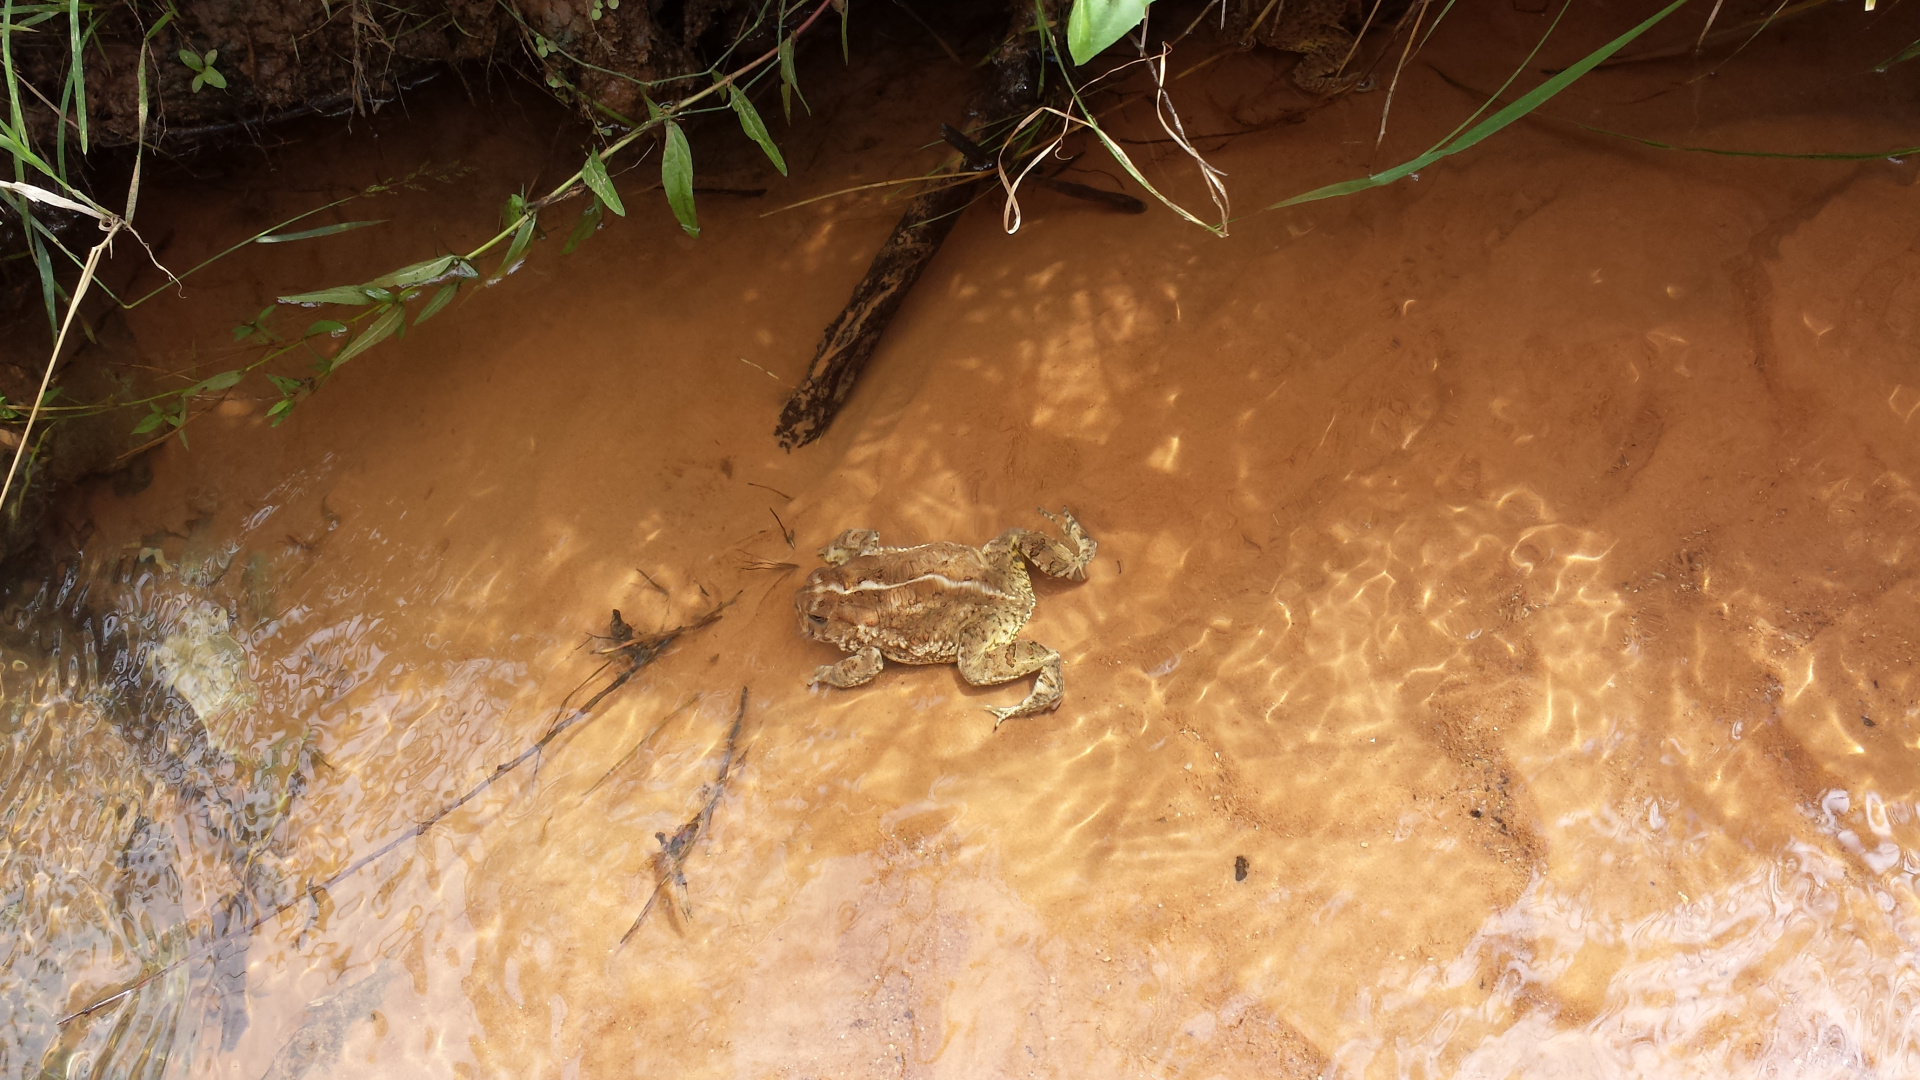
[956,627,1063,727]
[819,529,882,565]
[1001,507,1097,580]
[811,646,885,689]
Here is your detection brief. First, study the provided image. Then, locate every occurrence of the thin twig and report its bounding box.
[618,687,749,945]
[1376,0,1431,149]
[1693,0,1729,54]
[1,221,120,514]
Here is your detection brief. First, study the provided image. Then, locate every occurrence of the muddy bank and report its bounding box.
[13,0,781,149]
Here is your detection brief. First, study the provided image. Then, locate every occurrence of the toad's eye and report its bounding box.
[808,613,828,625]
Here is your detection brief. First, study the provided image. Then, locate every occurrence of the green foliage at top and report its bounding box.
[1066,0,1149,66]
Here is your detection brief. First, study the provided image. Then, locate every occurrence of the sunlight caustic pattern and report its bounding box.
[11,12,1920,1076]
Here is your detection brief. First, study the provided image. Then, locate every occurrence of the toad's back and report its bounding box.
[797,541,1035,664]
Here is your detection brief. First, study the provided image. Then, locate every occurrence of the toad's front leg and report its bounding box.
[811,646,885,689]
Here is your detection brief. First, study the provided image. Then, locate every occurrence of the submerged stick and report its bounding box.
[772,31,1045,450]
[58,604,727,1027]
[619,687,749,945]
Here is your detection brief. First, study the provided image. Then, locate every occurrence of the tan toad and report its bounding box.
[795,509,1096,725]
[1257,0,1363,95]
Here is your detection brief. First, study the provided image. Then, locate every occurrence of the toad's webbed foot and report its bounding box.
[819,529,882,565]
[1001,507,1097,580]
[957,630,1064,727]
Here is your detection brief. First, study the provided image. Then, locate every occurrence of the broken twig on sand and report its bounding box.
[620,686,750,945]
[772,27,1045,450]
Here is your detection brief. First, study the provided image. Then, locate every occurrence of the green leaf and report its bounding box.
[256,219,386,244]
[305,319,348,336]
[132,409,166,434]
[369,255,458,289]
[502,192,527,229]
[233,304,276,341]
[662,121,698,237]
[581,148,626,216]
[563,196,603,254]
[279,285,380,306]
[415,281,459,323]
[728,85,787,176]
[266,399,294,419]
[1066,0,1150,66]
[68,0,88,154]
[203,49,218,66]
[266,374,303,394]
[1877,38,1920,72]
[328,304,406,368]
[191,72,205,93]
[186,370,244,396]
[23,222,56,339]
[777,38,805,120]
[200,66,226,90]
[1272,0,1686,209]
[492,215,537,281]
[177,48,203,72]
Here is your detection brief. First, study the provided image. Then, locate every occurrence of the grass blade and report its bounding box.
[582,147,627,216]
[24,212,58,335]
[1876,38,1920,72]
[1272,0,1688,208]
[0,178,104,217]
[662,120,699,236]
[5,0,28,153]
[729,85,787,176]
[67,0,84,152]
[255,219,386,243]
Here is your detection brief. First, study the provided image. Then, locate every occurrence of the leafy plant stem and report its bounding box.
[123,195,368,308]
[460,0,839,262]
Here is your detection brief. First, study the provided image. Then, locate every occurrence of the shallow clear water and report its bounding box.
[7,6,1920,1077]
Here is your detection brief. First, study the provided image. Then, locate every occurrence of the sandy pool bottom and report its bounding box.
[35,16,1920,1078]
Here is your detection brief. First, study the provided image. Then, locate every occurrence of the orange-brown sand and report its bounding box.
[24,4,1920,1076]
